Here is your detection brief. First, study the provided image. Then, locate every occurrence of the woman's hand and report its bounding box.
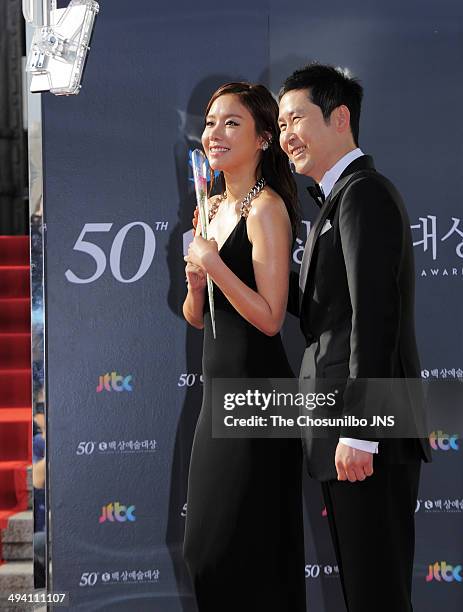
[184,235,219,271]
[192,207,199,235]
[185,261,207,292]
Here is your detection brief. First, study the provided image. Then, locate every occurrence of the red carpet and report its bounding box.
[0,236,32,564]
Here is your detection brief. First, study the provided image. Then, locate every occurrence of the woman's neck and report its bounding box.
[223,167,261,207]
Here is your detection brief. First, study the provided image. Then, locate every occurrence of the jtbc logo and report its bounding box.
[99,502,136,523]
[426,562,462,582]
[96,372,133,392]
[429,431,459,451]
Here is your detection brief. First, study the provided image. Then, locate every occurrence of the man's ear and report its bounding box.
[333,105,351,134]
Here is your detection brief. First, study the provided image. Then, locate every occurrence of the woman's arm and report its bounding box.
[182,262,206,329]
[186,193,292,336]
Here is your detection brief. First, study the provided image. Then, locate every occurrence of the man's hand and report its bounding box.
[335,442,374,482]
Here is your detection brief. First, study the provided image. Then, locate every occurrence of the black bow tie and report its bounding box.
[307,183,325,207]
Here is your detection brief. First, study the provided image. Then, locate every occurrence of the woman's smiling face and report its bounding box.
[202,94,263,173]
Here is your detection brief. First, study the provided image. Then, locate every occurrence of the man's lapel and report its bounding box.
[299,155,376,302]
[299,194,333,297]
[299,194,335,296]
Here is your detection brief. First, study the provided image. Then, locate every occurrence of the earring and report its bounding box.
[262,141,269,151]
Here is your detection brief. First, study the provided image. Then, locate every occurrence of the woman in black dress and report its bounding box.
[182,82,306,612]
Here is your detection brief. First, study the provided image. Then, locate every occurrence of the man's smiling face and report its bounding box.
[278,88,339,182]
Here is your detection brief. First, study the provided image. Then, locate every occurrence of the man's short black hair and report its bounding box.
[279,62,363,146]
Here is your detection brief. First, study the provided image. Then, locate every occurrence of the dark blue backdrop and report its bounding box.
[44,1,462,609]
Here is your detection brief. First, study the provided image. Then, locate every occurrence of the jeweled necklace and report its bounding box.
[209,177,266,221]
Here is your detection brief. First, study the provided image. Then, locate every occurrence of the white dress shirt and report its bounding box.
[319,148,379,455]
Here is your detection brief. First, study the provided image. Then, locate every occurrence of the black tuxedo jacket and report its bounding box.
[290,155,431,481]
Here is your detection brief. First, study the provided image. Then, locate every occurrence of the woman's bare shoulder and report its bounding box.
[246,187,291,247]
[248,186,288,222]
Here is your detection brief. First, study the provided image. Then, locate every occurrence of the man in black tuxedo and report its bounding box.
[278,63,431,611]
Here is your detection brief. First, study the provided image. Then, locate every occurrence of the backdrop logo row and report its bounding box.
[429,431,459,451]
[426,562,462,583]
[97,372,133,392]
[99,502,136,523]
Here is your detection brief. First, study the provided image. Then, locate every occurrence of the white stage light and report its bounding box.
[23,0,99,96]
